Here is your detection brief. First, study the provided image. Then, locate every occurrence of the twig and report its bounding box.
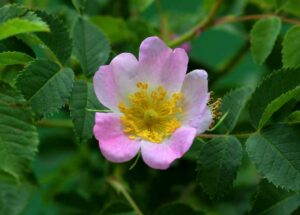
[168,0,223,48]
[107,177,144,215]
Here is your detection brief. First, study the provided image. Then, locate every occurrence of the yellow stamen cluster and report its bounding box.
[119,82,183,143]
[208,92,222,128]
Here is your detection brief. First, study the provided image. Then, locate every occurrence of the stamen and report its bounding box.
[119,82,182,143]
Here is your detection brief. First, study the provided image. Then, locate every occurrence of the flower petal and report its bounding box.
[138,36,188,92]
[141,127,196,170]
[93,113,140,163]
[93,53,139,112]
[181,69,212,134]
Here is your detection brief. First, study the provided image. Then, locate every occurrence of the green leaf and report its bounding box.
[154,203,202,215]
[250,16,281,65]
[246,125,300,191]
[0,12,50,41]
[0,179,32,215]
[196,136,243,198]
[73,17,110,76]
[249,180,300,215]
[90,16,134,44]
[0,4,26,23]
[288,110,300,124]
[282,26,300,69]
[220,87,252,133]
[0,82,38,180]
[249,69,300,129]
[35,11,72,65]
[130,0,155,12]
[16,59,74,116]
[70,80,102,141]
[0,51,33,66]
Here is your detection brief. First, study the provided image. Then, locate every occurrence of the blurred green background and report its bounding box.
[1,0,300,214]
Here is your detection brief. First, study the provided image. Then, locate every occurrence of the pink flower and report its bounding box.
[93,36,212,170]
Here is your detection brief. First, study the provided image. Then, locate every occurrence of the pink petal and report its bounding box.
[93,113,140,163]
[140,127,196,170]
[181,69,212,134]
[138,36,188,92]
[93,53,139,112]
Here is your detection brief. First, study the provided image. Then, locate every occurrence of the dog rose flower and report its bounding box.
[93,36,212,169]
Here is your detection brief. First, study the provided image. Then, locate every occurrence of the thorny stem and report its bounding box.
[107,177,144,215]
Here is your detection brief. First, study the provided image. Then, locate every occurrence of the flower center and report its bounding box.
[118,82,183,143]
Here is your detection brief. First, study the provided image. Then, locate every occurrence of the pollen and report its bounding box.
[119,82,183,143]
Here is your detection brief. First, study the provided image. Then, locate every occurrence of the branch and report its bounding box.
[168,0,223,48]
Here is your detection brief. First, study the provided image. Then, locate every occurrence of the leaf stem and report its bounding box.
[107,177,144,215]
[198,132,253,139]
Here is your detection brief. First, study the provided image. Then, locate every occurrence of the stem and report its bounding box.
[107,177,144,215]
[198,132,253,139]
[168,0,223,48]
[35,119,73,128]
[215,14,300,26]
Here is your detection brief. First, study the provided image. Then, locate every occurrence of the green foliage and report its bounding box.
[1,1,300,214]
[249,180,300,215]
[282,26,300,69]
[71,0,87,13]
[0,179,32,215]
[72,17,110,76]
[0,51,33,66]
[70,81,102,141]
[0,82,38,180]
[90,16,134,45]
[250,17,281,65]
[219,87,252,133]
[249,69,300,129]
[16,59,74,116]
[154,203,202,215]
[35,11,72,65]
[0,12,49,41]
[196,136,243,198]
[246,125,300,191]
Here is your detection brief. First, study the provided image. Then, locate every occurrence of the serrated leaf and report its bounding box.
[196,136,243,199]
[249,180,300,215]
[154,203,202,215]
[282,26,300,69]
[0,4,26,23]
[0,179,32,215]
[0,51,33,66]
[249,69,300,129]
[250,16,281,65]
[35,11,72,65]
[246,125,300,191]
[73,17,110,76]
[16,59,74,116]
[220,87,252,133]
[70,80,102,141]
[0,82,38,180]
[0,13,49,41]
